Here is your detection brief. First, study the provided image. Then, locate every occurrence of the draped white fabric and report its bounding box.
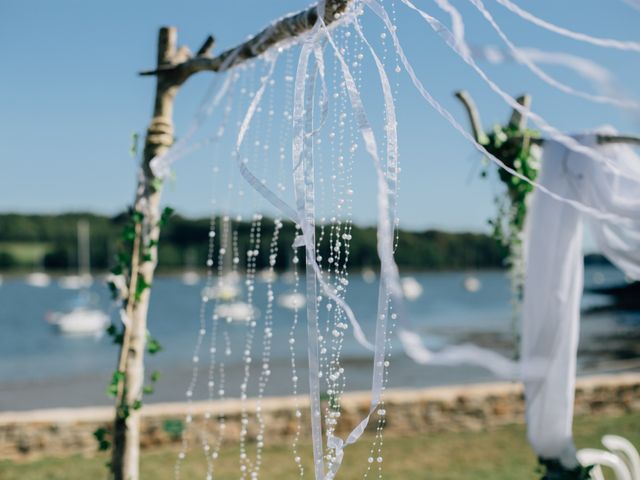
[522,128,640,467]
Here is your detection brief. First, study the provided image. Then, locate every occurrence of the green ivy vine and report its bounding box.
[94,134,173,451]
[479,122,540,360]
[480,123,540,247]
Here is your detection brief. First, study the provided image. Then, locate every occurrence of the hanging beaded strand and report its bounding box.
[172,68,248,480]
[277,47,306,479]
[237,57,272,480]
[248,53,281,480]
[288,236,304,477]
[173,63,254,480]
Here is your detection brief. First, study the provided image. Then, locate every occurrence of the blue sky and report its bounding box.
[1,0,639,233]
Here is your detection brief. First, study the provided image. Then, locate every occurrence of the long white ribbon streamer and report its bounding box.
[399,0,640,183]
[321,16,396,478]
[622,0,640,11]
[292,26,326,478]
[230,9,375,479]
[233,49,375,353]
[466,0,640,110]
[432,0,470,59]
[321,10,541,476]
[475,45,616,98]
[494,0,640,52]
[366,0,640,227]
[228,4,640,477]
[473,44,640,126]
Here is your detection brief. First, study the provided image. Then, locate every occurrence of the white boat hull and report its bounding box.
[50,308,110,335]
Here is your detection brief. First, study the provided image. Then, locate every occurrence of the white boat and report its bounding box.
[277,292,306,310]
[401,276,423,300]
[202,279,241,301]
[25,272,51,288]
[59,220,94,290]
[59,274,93,290]
[463,275,482,293]
[362,268,377,284]
[181,270,200,286]
[257,269,278,283]
[214,302,258,323]
[181,249,201,285]
[48,220,109,336]
[47,307,110,336]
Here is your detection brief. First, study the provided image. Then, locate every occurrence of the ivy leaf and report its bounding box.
[132,400,143,410]
[117,251,131,267]
[129,132,139,158]
[163,419,185,439]
[150,178,164,192]
[121,225,136,242]
[150,371,161,382]
[135,275,151,302]
[93,427,111,451]
[147,336,162,355]
[107,281,119,301]
[143,385,155,395]
[131,210,144,225]
[106,371,125,397]
[159,206,175,227]
[106,324,118,337]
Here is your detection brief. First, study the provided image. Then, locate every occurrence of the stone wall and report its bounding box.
[1,373,638,460]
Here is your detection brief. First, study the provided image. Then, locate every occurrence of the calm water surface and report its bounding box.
[0,267,636,410]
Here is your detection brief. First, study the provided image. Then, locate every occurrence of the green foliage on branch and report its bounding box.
[93,427,111,452]
[480,123,540,248]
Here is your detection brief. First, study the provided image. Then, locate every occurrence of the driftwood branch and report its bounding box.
[509,94,532,151]
[454,90,488,144]
[139,0,350,84]
[598,134,640,146]
[196,35,215,57]
[508,94,531,131]
[455,90,640,147]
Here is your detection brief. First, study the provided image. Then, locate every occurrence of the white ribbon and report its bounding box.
[466,0,640,110]
[397,0,639,183]
[292,27,325,478]
[228,3,640,477]
[364,0,640,227]
[494,0,640,52]
[622,0,640,11]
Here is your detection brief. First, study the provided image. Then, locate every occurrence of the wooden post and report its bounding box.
[111,26,177,480]
[109,3,353,478]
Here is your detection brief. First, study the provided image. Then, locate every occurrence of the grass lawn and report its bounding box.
[1,412,638,479]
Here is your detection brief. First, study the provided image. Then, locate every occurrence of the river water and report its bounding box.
[0,267,637,411]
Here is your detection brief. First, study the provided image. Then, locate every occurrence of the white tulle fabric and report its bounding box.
[522,128,640,467]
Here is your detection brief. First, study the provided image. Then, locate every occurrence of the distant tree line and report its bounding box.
[0,212,509,272]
